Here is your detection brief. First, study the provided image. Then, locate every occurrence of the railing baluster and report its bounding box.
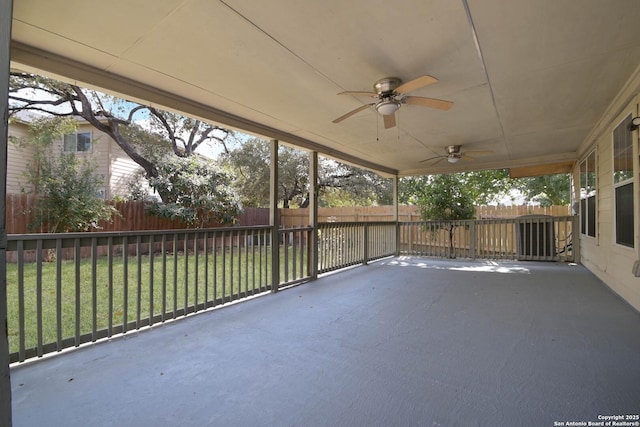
[194,232,199,312]
[221,231,226,303]
[172,234,178,319]
[107,236,113,337]
[91,237,98,342]
[237,230,242,298]
[17,240,25,362]
[74,238,80,347]
[161,234,167,320]
[56,238,62,350]
[213,232,218,306]
[184,233,189,314]
[149,234,155,325]
[244,229,249,296]
[204,231,209,308]
[136,235,142,329]
[36,240,43,357]
[292,229,297,280]
[123,235,129,333]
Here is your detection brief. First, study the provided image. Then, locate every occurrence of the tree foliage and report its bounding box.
[146,157,240,227]
[400,169,512,207]
[31,154,119,232]
[410,174,477,221]
[515,174,571,207]
[221,138,392,208]
[8,73,231,195]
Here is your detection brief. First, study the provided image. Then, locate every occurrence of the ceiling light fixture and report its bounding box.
[375,100,400,116]
[447,156,460,164]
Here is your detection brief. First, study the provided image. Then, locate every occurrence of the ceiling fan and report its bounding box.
[420,145,494,164]
[332,75,453,129]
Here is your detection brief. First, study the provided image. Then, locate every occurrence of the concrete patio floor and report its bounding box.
[10,257,640,427]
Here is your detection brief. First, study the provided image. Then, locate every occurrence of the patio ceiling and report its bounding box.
[9,0,640,176]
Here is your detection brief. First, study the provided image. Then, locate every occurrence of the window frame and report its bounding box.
[612,114,634,249]
[63,131,92,153]
[579,150,597,239]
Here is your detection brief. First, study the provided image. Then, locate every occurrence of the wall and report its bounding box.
[6,121,35,194]
[575,64,640,312]
[7,119,147,200]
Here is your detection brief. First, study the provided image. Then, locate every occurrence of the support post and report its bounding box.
[269,139,280,292]
[308,151,318,280]
[393,176,400,256]
[0,1,13,425]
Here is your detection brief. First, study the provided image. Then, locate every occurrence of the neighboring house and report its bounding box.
[7,113,150,199]
[574,68,640,311]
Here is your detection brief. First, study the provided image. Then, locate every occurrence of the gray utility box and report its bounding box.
[516,215,555,260]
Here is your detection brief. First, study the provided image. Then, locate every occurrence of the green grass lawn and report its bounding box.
[6,245,308,357]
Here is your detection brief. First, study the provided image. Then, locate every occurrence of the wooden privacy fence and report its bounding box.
[4,194,271,234]
[6,194,570,234]
[279,205,571,226]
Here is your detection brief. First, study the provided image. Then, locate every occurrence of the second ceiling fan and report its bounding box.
[332,75,453,129]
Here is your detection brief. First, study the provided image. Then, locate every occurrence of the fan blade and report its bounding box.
[383,114,396,129]
[462,154,476,161]
[404,96,453,111]
[419,155,446,164]
[465,150,494,156]
[337,91,378,98]
[332,104,372,123]
[395,75,438,94]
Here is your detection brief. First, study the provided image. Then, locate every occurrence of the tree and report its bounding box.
[10,116,118,232]
[146,157,240,227]
[407,173,482,258]
[221,138,392,208]
[400,169,512,206]
[516,174,571,207]
[32,155,119,232]
[8,73,232,200]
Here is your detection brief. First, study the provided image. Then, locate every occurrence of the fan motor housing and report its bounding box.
[446,145,461,155]
[374,77,402,96]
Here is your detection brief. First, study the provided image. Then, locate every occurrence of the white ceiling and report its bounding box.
[10,0,640,176]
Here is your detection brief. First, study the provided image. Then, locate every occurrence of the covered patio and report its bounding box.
[11,258,640,426]
[3,2,640,425]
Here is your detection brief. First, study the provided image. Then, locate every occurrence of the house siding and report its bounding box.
[7,121,35,194]
[575,65,640,312]
[6,119,144,199]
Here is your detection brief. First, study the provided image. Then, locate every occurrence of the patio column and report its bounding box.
[0,0,14,425]
[269,139,280,292]
[308,151,318,280]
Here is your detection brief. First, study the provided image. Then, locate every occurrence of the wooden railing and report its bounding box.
[398,216,575,262]
[6,215,575,363]
[6,226,311,363]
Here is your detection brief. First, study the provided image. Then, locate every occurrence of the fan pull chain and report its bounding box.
[376,113,379,142]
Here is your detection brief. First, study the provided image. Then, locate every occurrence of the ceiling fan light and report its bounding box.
[376,100,400,116]
[447,156,460,164]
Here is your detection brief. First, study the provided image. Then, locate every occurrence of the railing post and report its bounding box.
[308,152,318,280]
[0,1,14,424]
[269,140,280,292]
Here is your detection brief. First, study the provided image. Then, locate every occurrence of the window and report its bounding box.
[613,115,634,248]
[63,132,92,153]
[580,151,596,237]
